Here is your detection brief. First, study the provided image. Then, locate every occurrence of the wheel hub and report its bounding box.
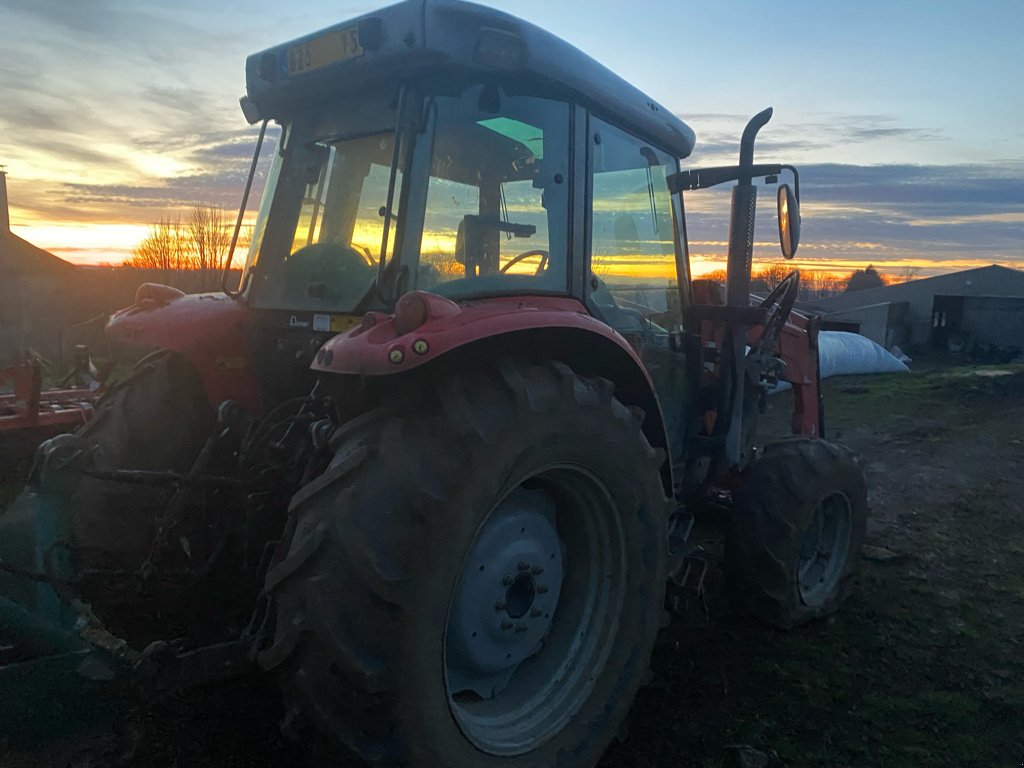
[445,488,564,699]
[504,573,535,619]
[797,492,852,606]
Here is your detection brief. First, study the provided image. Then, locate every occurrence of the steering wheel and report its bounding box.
[500,249,549,275]
[752,270,800,353]
[353,243,377,265]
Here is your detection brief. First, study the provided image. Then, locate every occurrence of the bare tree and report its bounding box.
[700,269,728,284]
[800,270,835,299]
[819,273,844,295]
[124,204,236,292]
[186,204,232,290]
[124,217,188,279]
[891,266,921,284]
[756,262,791,291]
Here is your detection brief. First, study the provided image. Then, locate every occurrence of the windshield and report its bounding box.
[245,119,401,313]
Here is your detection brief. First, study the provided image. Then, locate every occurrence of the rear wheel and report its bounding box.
[262,359,669,767]
[725,438,868,628]
[69,351,215,638]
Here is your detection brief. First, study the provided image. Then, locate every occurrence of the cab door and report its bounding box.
[585,116,691,461]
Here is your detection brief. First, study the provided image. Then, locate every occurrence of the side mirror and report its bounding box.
[777,183,800,259]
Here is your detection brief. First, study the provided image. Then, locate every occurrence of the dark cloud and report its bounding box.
[684,112,949,164]
[61,172,260,211]
[681,160,1024,267]
[801,163,1024,206]
[844,126,943,142]
[54,130,280,212]
[191,134,280,163]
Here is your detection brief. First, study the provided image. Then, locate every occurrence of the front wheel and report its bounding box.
[261,359,670,767]
[724,438,868,628]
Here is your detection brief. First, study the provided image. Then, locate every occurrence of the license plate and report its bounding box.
[286,26,364,77]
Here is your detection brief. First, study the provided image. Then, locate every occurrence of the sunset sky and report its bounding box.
[1,0,1021,277]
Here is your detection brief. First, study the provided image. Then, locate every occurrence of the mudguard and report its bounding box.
[311,291,673,493]
[105,284,263,413]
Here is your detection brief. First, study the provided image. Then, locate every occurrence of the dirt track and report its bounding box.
[3,366,1023,768]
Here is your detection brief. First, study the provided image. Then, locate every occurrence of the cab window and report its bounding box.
[589,118,681,334]
[416,86,570,297]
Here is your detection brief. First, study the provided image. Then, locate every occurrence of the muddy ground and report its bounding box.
[2,364,1022,767]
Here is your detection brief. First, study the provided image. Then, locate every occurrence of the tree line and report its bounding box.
[701,263,921,300]
[122,204,245,292]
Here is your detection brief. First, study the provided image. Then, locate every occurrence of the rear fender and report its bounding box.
[105,285,262,413]
[312,292,672,494]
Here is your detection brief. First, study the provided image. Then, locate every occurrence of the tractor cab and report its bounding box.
[236,0,695,344]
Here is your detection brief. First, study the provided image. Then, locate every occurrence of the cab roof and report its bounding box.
[245,0,695,158]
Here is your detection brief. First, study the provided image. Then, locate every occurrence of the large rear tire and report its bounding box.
[70,351,215,638]
[262,359,670,768]
[725,438,868,628]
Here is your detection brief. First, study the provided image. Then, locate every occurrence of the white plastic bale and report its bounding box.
[816,331,910,378]
[769,331,908,393]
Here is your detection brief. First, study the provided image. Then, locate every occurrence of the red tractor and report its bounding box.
[0,2,867,766]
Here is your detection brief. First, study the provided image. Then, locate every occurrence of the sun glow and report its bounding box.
[11,222,151,266]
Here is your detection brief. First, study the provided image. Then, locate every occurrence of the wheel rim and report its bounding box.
[444,467,627,756]
[797,492,853,606]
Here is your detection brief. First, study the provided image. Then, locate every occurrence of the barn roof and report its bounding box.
[0,229,75,276]
[801,265,1024,314]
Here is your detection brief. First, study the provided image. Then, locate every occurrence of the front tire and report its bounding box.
[262,359,670,767]
[725,438,868,628]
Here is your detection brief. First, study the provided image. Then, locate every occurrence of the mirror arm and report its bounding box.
[780,163,800,201]
[669,163,784,193]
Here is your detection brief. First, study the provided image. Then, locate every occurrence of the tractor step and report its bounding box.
[667,554,710,626]
[666,511,711,627]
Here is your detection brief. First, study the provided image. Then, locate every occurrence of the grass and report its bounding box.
[602,363,1024,767]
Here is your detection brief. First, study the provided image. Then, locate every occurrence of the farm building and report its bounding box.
[0,171,146,364]
[0,169,78,360]
[799,265,1024,354]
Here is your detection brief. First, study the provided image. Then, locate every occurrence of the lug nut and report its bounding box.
[531,565,544,575]
[536,584,549,594]
[530,608,542,618]
[501,620,513,630]
[502,575,514,586]
[494,601,508,611]
[517,561,530,571]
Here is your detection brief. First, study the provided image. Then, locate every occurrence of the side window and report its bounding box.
[419,177,480,286]
[589,118,681,334]
[416,87,570,296]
